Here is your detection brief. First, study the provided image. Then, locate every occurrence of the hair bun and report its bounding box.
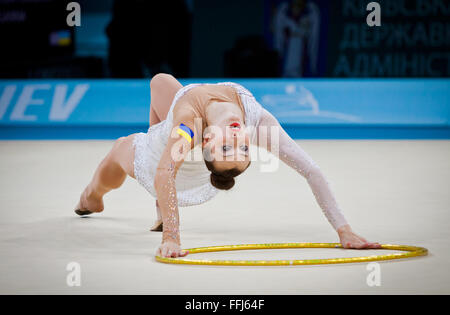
[210,172,235,190]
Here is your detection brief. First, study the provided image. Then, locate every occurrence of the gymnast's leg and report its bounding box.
[75,73,182,217]
[149,73,183,125]
[74,134,136,215]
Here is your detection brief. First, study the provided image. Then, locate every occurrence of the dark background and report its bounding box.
[0,0,448,79]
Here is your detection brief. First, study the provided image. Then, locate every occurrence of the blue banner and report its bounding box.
[0,79,449,139]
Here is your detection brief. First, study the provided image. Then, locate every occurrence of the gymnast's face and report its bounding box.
[202,123,251,172]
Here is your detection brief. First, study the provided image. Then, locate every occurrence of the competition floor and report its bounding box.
[0,140,448,294]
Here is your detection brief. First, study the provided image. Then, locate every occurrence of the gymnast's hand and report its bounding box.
[157,241,189,258]
[337,225,381,249]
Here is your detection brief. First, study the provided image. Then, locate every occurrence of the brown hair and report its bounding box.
[204,160,251,190]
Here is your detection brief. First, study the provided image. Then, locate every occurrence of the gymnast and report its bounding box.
[74,73,380,258]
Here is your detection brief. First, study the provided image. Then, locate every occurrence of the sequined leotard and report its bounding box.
[132,82,262,207]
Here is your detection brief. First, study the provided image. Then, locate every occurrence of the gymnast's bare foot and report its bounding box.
[150,220,163,232]
[74,186,104,216]
[150,200,163,232]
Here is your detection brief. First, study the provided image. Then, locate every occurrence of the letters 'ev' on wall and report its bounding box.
[0,79,448,139]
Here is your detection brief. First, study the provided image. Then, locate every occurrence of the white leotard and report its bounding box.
[132,82,263,207]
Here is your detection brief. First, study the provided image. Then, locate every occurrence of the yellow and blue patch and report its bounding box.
[176,123,194,143]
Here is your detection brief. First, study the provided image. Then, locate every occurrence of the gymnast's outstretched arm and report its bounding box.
[154,114,196,258]
[254,108,380,249]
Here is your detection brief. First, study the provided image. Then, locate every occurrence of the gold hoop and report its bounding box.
[155,243,428,266]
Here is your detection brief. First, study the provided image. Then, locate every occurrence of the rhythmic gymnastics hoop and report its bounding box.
[155,243,428,266]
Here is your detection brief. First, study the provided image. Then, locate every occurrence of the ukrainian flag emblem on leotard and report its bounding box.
[177,123,194,143]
